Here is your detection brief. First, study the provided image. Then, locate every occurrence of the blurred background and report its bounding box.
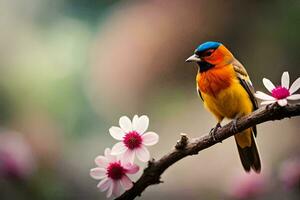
[0,0,299,199]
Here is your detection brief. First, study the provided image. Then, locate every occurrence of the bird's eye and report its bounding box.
[203,49,214,57]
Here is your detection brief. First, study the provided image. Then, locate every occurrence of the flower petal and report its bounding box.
[120,175,133,190]
[121,149,135,164]
[255,91,276,101]
[260,100,276,105]
[135,115,149,134]
[90,168,107,180]
[95,156,109,168]
[104,148,111,156]
[136,146,150,162]
[281,72,290,89]
[109,126,125,140]
[132,115,139,130]
[97,178,112,192]
[112,180,121,197]
[142,132,159,146]
[289,77,300,94]
[104,148,117,162]
[119,116,132,132]
[277,99,287,106]
[287,94,300,100]
[106,182,114,198]
[123,163,139,174]
[263,78,276,92]
[111,142,127,155]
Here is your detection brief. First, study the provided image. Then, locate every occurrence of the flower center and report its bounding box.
[123,131,142,149]
[106,162,126,180]
[271,86,290,99]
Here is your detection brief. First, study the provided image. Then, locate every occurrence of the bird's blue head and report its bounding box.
[195,41,222,55]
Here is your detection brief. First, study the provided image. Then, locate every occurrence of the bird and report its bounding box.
[185,41,261,172]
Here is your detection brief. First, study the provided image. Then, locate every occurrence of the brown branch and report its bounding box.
[115,103,300,200]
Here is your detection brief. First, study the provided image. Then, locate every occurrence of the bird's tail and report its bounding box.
[234,128,261,173]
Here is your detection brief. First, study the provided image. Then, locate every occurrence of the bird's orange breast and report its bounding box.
[197,65,235,97]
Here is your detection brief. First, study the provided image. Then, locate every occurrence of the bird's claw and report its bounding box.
[230,119,239,133]
[209,123,222,142]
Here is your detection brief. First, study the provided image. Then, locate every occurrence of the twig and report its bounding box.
[115,103,300,200]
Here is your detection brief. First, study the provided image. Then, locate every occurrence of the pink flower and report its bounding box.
[255,71,300,106]
[109,115,159,163]
[90,148,139,198]
[279,157,300,190]
[0,131,36,180]
[229,172,268,199]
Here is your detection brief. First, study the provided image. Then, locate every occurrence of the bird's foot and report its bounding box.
[209,122,222,142]
[230,118,239,134]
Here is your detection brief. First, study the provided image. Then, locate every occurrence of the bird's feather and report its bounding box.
[235,130,261,172]
[232,58,258,137]
[197,88,204,101]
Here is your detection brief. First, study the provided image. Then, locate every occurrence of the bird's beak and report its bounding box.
[185,54,201,62]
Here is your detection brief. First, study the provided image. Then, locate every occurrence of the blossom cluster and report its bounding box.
[90,115,159,198]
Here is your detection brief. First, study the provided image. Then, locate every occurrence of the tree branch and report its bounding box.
[115,103,300,200]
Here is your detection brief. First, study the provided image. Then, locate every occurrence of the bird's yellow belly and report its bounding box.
[202,80,253,121]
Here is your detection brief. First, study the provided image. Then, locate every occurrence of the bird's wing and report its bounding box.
[197,86,204,101]
[232,58,258,137]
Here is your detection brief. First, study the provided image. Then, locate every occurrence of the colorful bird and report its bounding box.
[186,41,261,172]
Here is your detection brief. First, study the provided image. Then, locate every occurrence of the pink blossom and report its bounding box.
[279,157,300,190]
[0,131,36,180]
[90,148,139,198]
[229,172,267,199]
[255,71,300,106]
[110,115,159,163]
